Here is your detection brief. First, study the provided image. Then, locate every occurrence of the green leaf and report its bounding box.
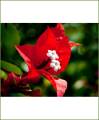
[66,62,77,75]
[0,69,8,80]
[10,93,25,96]
[43,78,51,88]
[1,60,23,75]
[1,24,21,61]
[20,62,29,72]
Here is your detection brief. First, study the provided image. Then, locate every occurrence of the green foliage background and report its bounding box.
[0,23,98,96]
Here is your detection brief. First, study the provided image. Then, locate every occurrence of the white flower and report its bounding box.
[46,50,61,72]
[47,50,59,60]
[50,59,61,72]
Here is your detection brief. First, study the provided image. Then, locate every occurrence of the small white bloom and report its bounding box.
[46,50,61,72]
[50,62,56,68]
[50,59,61,72]
[51,59,60,65]
[54,65,61,72]
[47,50,59,60]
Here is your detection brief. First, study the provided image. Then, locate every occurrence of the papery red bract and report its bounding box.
[1,73,20,96]
[1,72,41,96]
[55,79,67,96]
[39,69,67,96]
[3,72,20,86]
[69,41,80,47]
[16,45,40,81]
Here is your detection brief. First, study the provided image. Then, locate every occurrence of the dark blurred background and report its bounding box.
[0,23,98,96]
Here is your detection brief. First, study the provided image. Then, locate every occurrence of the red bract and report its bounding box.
[1,73,20,96]
[16,23,79,96]
[1,72,41,96]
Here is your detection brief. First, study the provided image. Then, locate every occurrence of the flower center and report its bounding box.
[50,60,61,72]
[46,50,61,72]
[47,50,59,60]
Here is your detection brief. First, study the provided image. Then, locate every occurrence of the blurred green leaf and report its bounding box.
[1,24,20,61]
[10,93,25,96]
[20,62,29,72]
[73,79,87,90]
[73,87,93,96]
[1,60,23,75]
[0,69,8,80]
[77,61,87,71]
[43,78,51,88]
[78,45,86,55]
[66,62,77,75]
[64,23,84,42]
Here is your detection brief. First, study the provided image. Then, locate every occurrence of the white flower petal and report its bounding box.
[47,50,59,60]
[52,59,60,65]
[46,50,61,72]
[54,66,59,72]
[58,65,61,69]
[48,50,52,53]
[50,63,55,68]
[47,52,52,57]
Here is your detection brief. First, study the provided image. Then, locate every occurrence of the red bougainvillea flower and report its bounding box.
[16,23,80,96]
[1,72,42,96]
